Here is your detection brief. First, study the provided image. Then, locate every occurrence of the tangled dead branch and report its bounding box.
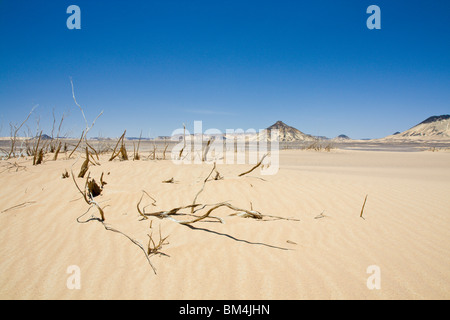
[0,161,27,173]
[71,170,105,221]
[147,223,169,257]
[137,161,299,225]
[72,172,158,274]
[100,221,157,274]
[7,105,38,159]
[62,170,70,179]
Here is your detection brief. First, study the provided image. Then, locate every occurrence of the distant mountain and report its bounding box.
[125,137,151,141]
[334,134,351,140]
[29,134,52,140]
[40,134,53,140]
[383,115,450,140]
[258,121,316,142]
[418,115,450,125]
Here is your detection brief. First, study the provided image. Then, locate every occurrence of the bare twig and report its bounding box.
[162,138,169,160]
[32,131,43,166]
[1,201,37,213]
[162,177,178,184]
[238,154,268,177]
[71,170,105,221]
[62,170,70,179]
[7,105,38,159]
[202,136,214,162]
[314,211,327,219]
[70,78,104,138]
[137,191,157,220]
[134,131,142,161]
[179,124,186,160]
[68,131,85,159]
[147,224,170,257]
[191,162,217,213]
[109,130,127,161]
[360,195,368,219]
[78,148,89,178]
[101,221,157,274]
[53,141,62,161]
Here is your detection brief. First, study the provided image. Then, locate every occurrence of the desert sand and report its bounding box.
[0,148,449,300]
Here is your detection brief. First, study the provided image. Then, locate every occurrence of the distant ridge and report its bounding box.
[418,115,450,125]
[334,134,351,140]
[383,114,450,140]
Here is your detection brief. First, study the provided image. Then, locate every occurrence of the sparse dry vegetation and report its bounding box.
[0,86,315,276]
[304,140,335,152]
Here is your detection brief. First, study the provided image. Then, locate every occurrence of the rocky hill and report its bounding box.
[384,115,450,140]
[257,121,316,142]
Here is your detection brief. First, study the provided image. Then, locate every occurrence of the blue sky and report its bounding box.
[0,0,449,139]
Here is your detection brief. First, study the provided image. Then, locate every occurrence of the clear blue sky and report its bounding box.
[0,0,449,139]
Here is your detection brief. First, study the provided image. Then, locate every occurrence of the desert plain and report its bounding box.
[0,141,449,300]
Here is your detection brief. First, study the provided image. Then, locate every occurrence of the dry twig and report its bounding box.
[360,195,368,219]
[1,201,36,213]
[238,154,268,177]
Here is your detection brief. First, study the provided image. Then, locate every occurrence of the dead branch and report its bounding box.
[109,130,126,161]
[70,78,103,138]
[87,178,102,198]
[178,124,186,160]
[139,198,298,225]
[162,139,169,160]
[134,131,142,161]
[162,177,178,184]
[360,195,368,219]
[238,153,268,177]
[202,136,214,162]
[120,140,128,161]
[68,131,85,159]
[1,201,37,213]
[62,170,70,179]
[100,172,107,188]
[147,224,169,257]
[151,141,157,160]
[191,162,218,213]
[7,105,38,159]
[32,131,43,166]
[137,191,157,220]
[71,170,105,221]
[35,148,44,165]
[101,221,157,274]
[53,141,62,161]
[0,161,27,173]
[314,211,327,219]
[78,148,89,178]
[85,140,100,161]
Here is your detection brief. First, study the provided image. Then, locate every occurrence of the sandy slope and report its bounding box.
[0,149,449,300]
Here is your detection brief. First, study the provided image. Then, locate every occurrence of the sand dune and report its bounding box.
[0,149,449,300]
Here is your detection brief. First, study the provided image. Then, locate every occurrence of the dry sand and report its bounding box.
[0,149,449,300]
